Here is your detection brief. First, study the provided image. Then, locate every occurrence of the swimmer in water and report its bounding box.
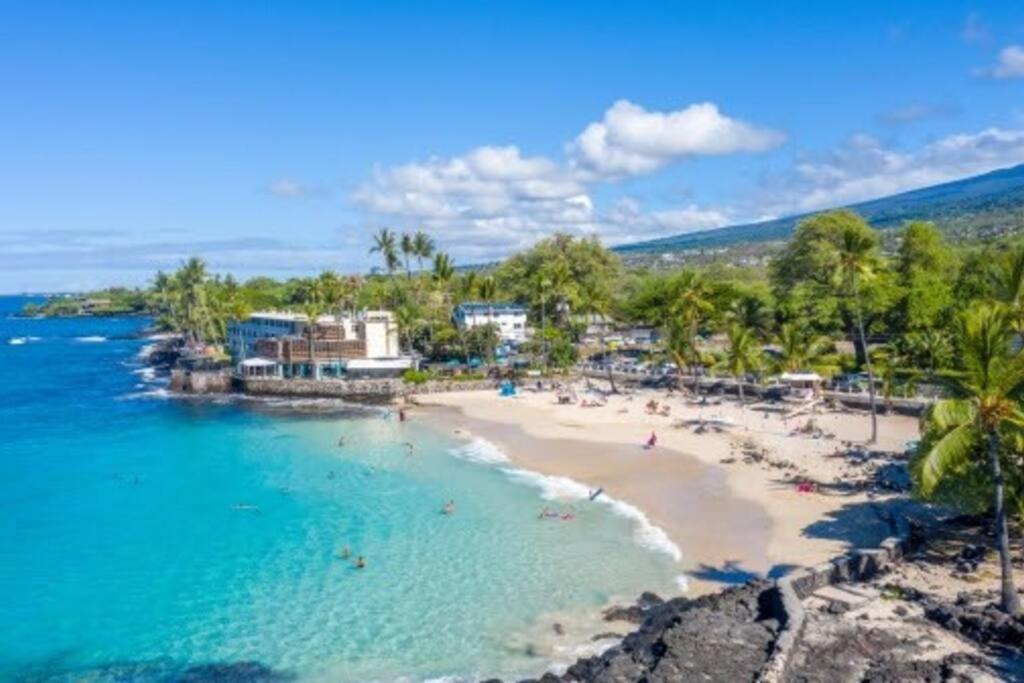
[355,556,366,569]
[337,436,346,447]
[338,545,351,560]
[327,470,336,480]
[441,500,455,516]
[404,442,415,456]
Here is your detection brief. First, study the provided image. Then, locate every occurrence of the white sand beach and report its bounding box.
[417,384,922,596]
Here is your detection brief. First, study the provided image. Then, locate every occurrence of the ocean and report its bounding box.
[0,296,680,682]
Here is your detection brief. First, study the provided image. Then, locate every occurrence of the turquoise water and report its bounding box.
[0,297,680,682]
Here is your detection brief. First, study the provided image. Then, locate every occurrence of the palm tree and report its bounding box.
[774,322,833,374]
[904,329,952,375]
[370,228,401,303]
[300,292,325,380]
[176,257,210,345]
[727,294,772,340]
[432,252,455,288]
[835,222,881,442]
[578,276,616,393]
[478,276,497,303]
[719,324,762,405]
[992,247,1024,334]
[916,305,1023,615]
[395,303,421,354]
[412,231,435,273]
[670,271,714,384]
[400,232,415,280]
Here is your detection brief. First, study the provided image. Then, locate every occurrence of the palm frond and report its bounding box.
[918,422,979,496]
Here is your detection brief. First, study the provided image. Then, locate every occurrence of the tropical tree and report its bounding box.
[669,271,714,381]
[412,231,435,272]
[835,215,884,444]
[432,252,455,288]
[370,228,400,286]
[176,257,211,345]
[400,232,415,280]
[300,284,325,380]
[992,246,1024,334]
[718,324,762,405]
[774,322,834,374]
[478,275,497,303]
[578,275,617,392]
[914,305,1024,615]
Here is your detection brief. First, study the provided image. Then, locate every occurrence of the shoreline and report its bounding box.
[414,384,921,596]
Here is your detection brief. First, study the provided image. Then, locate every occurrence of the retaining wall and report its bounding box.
[238,376,498,402]
[758,527,913,682]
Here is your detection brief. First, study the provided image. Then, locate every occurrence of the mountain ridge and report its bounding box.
[614,162,1024,256]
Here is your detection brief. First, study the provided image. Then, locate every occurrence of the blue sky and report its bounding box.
[2,1,1024,292]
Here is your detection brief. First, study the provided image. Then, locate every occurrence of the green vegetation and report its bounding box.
[27,208,1024,613]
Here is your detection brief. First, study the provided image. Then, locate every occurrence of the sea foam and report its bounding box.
[449,437,684,563]
[75,335,107,343]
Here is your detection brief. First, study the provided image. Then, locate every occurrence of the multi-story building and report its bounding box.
[452,302,528,343]
[229,310,410,379]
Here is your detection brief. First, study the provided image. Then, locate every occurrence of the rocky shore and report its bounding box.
[488,514,1024,683]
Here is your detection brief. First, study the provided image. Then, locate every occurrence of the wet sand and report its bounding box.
[416,385,921,595]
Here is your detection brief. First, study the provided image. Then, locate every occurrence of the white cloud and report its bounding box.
[352,145,599,257]
[974,45,1024,79]
[756,128,1024,216]
[568,100,785,178]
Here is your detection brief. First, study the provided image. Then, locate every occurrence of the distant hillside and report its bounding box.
[615,163,1024,257]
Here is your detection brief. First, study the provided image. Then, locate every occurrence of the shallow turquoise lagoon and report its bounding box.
[0,297,680,682]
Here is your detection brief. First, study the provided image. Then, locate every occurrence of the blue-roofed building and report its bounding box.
[453,302,529,342]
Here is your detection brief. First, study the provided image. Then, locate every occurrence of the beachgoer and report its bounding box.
[327,470,336,480]
[355,556,366,569]
[339,545,351,560]
[399,408,407,422]
[646,431,657,448]
[405,442,415,456]
[561,512,575,521]
[337,436,346,447]
[441,499,455,515]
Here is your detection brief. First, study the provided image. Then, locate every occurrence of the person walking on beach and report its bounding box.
[645,431,657,449]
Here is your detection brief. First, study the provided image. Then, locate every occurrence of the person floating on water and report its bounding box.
[355,556,366,569]
[441,499,455,515]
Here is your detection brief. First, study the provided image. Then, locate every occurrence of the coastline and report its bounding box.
[414,385,921,596]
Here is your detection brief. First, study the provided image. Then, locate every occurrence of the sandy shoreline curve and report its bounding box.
[414,385,920,596]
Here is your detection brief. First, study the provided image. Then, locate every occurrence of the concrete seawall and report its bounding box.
[238,376,499,402]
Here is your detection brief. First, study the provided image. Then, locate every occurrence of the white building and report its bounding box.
[452,302,528,342]
[229,310,407,379]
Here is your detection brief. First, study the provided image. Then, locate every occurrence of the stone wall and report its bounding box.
[170,368,232,394]
[238,376,498,402]
[759,532,913,682]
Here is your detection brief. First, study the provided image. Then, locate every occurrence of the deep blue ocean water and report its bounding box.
[0,296,680,682]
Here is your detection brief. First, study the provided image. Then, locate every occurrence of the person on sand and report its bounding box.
[355,556,366,569]
[441,499,455,515]
[399,408,407,422]
[645,431,657,449]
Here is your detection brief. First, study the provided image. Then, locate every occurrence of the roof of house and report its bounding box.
[454,302,527,314]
